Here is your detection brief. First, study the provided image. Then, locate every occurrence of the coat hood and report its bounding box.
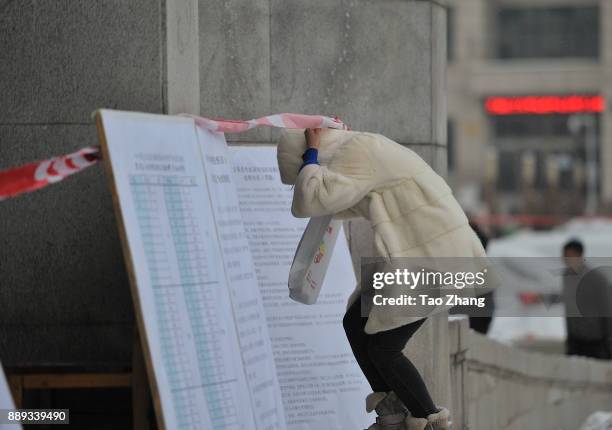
[277,128,361,185]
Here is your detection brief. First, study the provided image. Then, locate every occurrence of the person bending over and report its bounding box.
[277,128,488,430]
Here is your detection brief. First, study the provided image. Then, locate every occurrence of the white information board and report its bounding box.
[230,146,371,430]
[98,111,264,430]
[97,110,370,430]
[197,128,286,430]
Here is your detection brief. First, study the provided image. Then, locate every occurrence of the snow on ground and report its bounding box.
[484,218,612,345]
[488,218,612,258]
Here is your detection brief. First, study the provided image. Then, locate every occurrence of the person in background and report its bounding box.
[561,239,612,359]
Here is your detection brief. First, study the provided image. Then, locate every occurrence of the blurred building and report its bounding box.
[447,0,612,218]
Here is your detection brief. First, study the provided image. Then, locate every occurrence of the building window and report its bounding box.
[534,152,547,190]
[490,113,600,193]
[497,151,521,191]
[497,6,599,59]
[492,115,571,137]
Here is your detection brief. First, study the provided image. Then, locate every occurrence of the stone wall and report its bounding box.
[449,318,612,430]
[0,0,199,368]
[0,0,165,367]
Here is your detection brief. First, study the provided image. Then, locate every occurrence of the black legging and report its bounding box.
[342,298,437,418]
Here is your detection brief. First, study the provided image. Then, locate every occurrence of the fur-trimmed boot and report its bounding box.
[405,407,451,430]
[364,391,409,430]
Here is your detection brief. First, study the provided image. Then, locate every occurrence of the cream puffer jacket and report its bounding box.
[277,129,489,334]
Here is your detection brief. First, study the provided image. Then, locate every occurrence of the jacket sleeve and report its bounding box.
[291,134,375,218]
[597,271,612,344]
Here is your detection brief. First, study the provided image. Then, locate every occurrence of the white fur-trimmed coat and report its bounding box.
[277,129,488,334]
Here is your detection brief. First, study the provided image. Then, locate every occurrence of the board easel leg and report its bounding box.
[133,328,151,430]
[7,375,23,408]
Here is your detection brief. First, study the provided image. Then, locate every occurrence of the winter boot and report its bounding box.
[364,391,410,430]
[426,407,450,430]
[405,416,428,430]
[405,407,450,430]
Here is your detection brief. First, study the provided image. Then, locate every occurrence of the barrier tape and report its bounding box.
[184,112,348,133]
[0,113,346,201]
[0,147,100,201]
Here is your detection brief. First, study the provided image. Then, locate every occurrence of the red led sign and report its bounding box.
[485,95,606,115]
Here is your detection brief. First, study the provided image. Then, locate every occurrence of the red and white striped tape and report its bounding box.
[185,113,347,133]
[0,146,100,201]
[0,113,346,200]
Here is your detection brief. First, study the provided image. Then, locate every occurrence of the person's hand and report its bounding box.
[304,128,322,149]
